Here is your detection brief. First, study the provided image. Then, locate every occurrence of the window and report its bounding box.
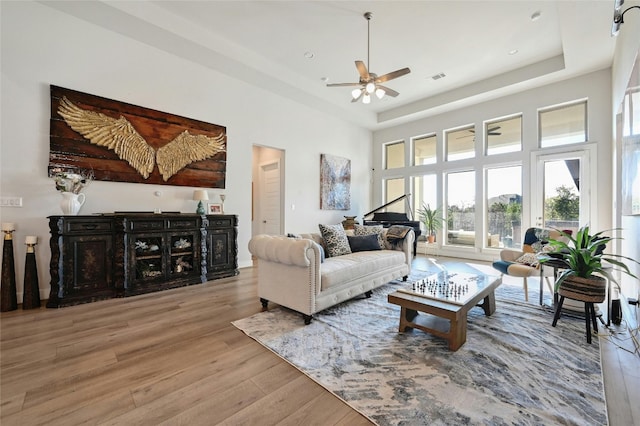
[486,166,522,248]
[445,126,475,161]
[413,134,437,165]
[486,115,522,155]
[445,170,475,246]
[413,174,437,231]
[539,100,587,148]
[622,88,640,136]
[384,141,405,169]
[384,178,405,212]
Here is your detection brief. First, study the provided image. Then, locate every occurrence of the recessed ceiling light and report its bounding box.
[321,77,329,83]
[508,49,519,56]
[304,51,315,59]
[531,11,541,21]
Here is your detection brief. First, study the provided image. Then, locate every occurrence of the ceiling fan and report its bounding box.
[456,126,502,139]
[473,126,502,136]
[326,12,410,104]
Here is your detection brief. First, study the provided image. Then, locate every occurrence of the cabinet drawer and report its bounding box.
[66,220,112,233]
[167,218,199,229]
[129,220,164,231]
[207,218,233,228]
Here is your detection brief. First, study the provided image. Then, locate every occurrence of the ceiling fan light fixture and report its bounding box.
[365,82,376,93]
[375,87,386,99]
[362,93,371,104]
[352,88,362,99]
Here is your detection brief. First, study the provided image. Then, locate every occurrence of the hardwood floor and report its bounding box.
[1,257,638,425]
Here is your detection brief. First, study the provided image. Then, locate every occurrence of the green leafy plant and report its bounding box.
[540,225,639,290]
[418,203,443,236]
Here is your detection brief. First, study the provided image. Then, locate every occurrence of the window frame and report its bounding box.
[538,99,588,148]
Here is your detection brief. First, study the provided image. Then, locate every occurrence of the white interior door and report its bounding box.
[531,147,594,233]
[259,160,282,235]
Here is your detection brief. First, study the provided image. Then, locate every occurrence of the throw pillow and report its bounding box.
[347,234,382,252]
[514,252,539,267]
[353,224,385,249]
[318,224,352,257]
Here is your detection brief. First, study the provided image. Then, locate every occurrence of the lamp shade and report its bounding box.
[192,190,209,201]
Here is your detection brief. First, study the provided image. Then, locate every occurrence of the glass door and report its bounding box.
[531,148,593,234]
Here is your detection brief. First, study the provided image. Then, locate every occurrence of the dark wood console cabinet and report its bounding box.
[47,213,238,308]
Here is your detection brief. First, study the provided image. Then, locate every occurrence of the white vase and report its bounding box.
[60,192,85,215]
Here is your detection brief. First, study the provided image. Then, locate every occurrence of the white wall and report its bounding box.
[372,69,613,261]
[612,0,640,301]
[0,2,371,300]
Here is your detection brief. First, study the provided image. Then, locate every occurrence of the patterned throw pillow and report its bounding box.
[515,252,539,267]
[353,224,385,249]
[318,224,352,257]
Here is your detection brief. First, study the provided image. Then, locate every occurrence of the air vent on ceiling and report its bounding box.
[431,72,446,80]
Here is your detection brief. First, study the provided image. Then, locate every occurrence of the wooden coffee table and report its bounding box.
[388,271,502,351]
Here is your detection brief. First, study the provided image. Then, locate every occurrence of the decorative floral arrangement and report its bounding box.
[51,169,93,194]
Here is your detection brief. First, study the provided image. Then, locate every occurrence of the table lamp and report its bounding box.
[193,189,209,215]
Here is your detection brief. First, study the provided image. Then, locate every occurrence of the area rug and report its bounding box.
[233,263,607,426]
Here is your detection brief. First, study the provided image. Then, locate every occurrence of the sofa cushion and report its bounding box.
[320,250,405,290]
[353,224,385,249]
[318,224,352,257]
[347,234,382,252]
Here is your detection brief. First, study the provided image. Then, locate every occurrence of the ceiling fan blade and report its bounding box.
[355,61,370,81]
[326,83,362,87]
[377,85,399,97]
[375,67,411,83]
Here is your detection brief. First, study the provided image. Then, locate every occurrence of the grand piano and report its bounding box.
[363,194,421,256]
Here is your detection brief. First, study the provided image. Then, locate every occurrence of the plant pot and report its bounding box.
[427,235,436,244]
[558,275,606,303]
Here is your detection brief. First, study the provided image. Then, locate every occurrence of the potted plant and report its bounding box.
[540,225,639,301]
[418,203,443,243]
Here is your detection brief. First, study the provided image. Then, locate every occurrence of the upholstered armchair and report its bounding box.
[492,227,567,302]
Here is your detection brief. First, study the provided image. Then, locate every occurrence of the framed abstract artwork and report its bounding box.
[320,154,351,210]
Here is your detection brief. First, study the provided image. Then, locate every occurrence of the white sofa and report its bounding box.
[248,229,414,324]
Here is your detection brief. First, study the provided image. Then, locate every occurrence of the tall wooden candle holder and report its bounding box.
[22,236,41,309]
[1,224,18,312]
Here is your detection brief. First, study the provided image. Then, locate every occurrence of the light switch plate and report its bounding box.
[0,197,23,207]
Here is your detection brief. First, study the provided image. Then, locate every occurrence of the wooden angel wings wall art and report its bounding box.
[49,85,227,188]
